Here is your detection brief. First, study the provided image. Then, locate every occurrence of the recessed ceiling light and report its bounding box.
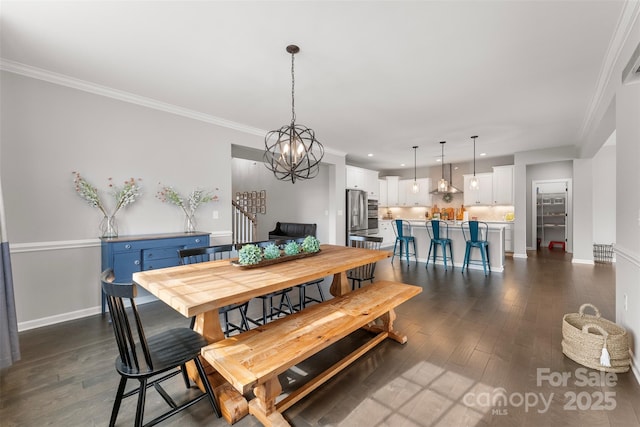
[400,163,406,167]
[480,153,487,156]
[436,158,442,162]
[367,153,373,157]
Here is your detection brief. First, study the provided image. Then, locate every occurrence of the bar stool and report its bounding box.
[461,221,490,276]
[426,220,453,270]
[392,219,417,265]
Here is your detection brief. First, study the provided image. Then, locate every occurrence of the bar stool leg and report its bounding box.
[479,246,488,276]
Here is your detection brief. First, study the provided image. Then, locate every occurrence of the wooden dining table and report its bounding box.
[132,243,392,423]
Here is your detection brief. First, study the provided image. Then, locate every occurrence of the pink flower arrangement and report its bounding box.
[73,172,142,217]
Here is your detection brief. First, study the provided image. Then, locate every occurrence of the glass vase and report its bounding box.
[184,212,197,233]
[100,215,118,238]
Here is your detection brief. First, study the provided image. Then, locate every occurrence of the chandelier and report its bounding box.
[264,45,324,183]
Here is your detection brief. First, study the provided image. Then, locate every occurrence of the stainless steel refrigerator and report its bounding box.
[346,189,368,237]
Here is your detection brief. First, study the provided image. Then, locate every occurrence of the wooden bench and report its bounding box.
[201,280,421,426]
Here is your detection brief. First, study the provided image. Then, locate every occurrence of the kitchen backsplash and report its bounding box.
[382,205,515,222]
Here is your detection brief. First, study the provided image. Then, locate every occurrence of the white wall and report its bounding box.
[615,76,640,377]
[592,143,616,245]
[572,159,593,262]
[231,158,331,243]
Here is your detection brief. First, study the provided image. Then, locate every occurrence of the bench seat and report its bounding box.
[201,280,421,426]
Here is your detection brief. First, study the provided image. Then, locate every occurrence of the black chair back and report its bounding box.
[101,269,152,373]
[347,235,383,289]
[178,244,236,265]
[101,269,221,425]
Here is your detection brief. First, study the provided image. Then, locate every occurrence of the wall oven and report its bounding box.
[367,199,379,233]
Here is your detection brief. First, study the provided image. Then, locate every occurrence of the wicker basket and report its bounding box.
[561,303,630,373]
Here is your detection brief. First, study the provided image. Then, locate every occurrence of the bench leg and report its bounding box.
[363,309,407,344]
[249,378,290,427]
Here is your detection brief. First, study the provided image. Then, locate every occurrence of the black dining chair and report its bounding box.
[283,238,325,311]
[178,244,251,336]
[101,269,220,427]
[346,235,384,289]
[245,240,297,324]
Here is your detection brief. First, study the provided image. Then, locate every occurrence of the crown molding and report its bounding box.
[580,0,640,139]
[0,58,266,137]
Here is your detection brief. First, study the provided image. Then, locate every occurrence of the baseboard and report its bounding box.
[571,258,595,265]
[418,258,504,273]
[18,306,102,331]
[630,349,639,386]
[17,295,158,332]
[513,252,528,259]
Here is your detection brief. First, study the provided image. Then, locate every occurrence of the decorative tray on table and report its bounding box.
[230,249,321,269]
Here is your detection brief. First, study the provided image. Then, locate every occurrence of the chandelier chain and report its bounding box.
[291,50,296,124]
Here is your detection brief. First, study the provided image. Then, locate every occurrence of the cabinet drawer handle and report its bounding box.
[125,244,131,249]
[195,238,201,243]
[134,260,140,265]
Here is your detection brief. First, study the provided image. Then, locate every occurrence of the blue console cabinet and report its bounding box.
[100,232,210,313]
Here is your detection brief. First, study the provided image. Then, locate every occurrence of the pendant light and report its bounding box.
[412,146,419,193]
[469,135,479,190]
[264,45,324,183]
[438,141,449,192]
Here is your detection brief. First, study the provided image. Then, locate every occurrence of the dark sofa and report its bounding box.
[268,222,317,240]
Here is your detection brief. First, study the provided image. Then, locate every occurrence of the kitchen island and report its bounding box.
[397,220,506,272]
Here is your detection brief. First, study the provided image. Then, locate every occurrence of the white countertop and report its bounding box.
[380,219,510,230]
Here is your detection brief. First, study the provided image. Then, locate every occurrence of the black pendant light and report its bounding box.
[469,135,479,190]
[438,141,449,192]
[412,146,419,193]
[264,45,324,183]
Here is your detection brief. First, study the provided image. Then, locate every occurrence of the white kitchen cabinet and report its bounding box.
[384,176,400,206]
[503,222,514,252]
[400,178,431,206]
[378,179,388,206]
[492,165,514,205]
[364,169,379,199]
[346,165,364,189]
[346,165,379,199]
[378,220,396,247]
[464,173,493,205]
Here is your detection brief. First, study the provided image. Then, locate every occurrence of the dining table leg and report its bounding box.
[329,271,350,297]
[187,309,249,424]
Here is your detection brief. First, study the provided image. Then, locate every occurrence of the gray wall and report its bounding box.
[1,70,346,329]
[1,71,251,328]
[592,143,616,245]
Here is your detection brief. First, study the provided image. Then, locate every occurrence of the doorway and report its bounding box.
[532,179,573,252]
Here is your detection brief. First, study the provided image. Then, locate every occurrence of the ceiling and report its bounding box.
[0,1,628,171]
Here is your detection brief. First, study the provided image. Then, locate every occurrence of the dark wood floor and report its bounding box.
[2,249,639,426]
